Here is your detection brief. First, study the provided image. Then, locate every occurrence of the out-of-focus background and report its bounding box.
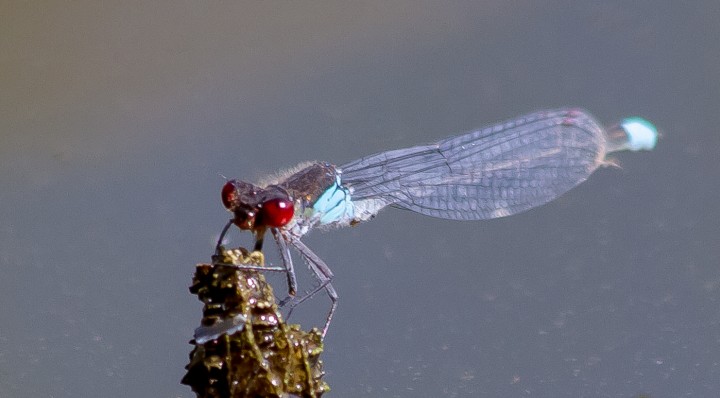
[2,2,718,397]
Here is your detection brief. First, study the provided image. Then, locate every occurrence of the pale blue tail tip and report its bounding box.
[621,117,658,151]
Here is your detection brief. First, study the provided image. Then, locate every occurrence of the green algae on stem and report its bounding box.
[182,247,329,398]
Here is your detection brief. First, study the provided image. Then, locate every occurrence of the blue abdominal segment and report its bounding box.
[620,117,658,151]
[313,176,355,225]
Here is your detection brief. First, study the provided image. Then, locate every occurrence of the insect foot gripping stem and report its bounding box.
[182,247,329,398]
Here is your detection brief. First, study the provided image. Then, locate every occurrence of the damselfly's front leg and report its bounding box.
[272,228,297,297]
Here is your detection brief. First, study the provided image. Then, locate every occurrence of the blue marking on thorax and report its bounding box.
[312,176,354,225]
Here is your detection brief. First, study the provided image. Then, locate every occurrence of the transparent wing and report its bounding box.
[340,108,607,220]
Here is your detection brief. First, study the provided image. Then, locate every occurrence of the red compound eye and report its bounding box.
[258,198,294,227]
[221,181,237,209]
